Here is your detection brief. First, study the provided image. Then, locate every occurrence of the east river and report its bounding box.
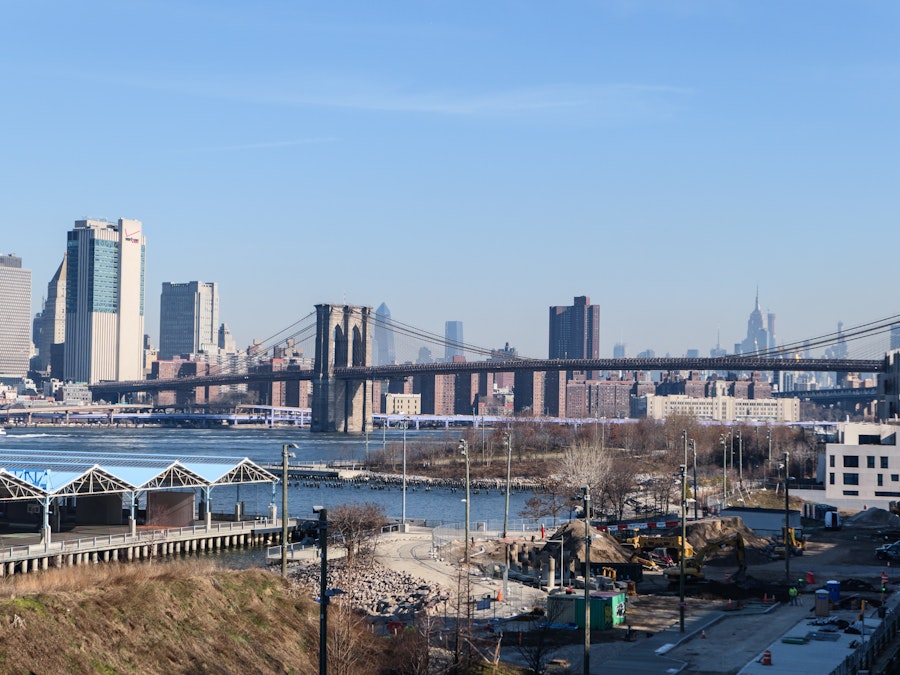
[0,425,538,529]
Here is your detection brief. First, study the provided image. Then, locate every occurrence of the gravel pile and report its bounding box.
[844,507,900,528]
[291,558,451,620]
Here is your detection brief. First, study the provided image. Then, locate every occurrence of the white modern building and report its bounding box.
[0,253,33,378]
[639,393,800,422]
[819,422,900,505]
[63,219,146,383]
[158,281,220,360]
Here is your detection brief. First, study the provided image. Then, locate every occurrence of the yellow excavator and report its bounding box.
[624,535,695,570]
[663,532,747,583]
[772,527,807,559]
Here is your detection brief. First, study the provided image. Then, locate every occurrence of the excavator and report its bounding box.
[663,532,747,584]
[772,527,806,559]
[623,535,695,570]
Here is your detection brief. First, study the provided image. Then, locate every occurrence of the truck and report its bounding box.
[663,532,747,583]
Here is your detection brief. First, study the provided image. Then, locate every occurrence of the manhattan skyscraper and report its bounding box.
[159,281,220,359]
[0,253,32,378]
[63,219,146,383]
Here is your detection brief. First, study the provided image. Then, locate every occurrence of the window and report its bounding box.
[893,474,899,482]
[830,455,835,468]
[844,456,859,468]
[843,473,859,485]
[868,456,876,469]
[879,474,884,487]
[843,490,860,496]
[829,473,835,485]
[883,457,889,469]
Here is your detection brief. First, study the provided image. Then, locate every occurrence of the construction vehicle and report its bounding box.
[772,527,807,559]
[624,536,695,570]
[663,532,747,583]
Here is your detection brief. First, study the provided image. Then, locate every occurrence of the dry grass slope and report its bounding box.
[0,561,321,675]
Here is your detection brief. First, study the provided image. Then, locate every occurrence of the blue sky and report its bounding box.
[2,1,898,360]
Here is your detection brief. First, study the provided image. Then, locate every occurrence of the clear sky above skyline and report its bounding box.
[2,1,898,361]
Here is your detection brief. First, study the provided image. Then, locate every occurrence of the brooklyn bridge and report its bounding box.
[87,304,900,433]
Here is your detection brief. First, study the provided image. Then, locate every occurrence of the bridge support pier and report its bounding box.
[311,304,373,433]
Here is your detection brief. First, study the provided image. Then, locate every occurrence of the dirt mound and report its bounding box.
[685,516,768,550]
[545,520,632,564]
[845,507,900,529]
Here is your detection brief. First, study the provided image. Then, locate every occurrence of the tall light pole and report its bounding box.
[582,485,591,675]
[784,451,791,585]
[736,429,743,488]
[314,505,328,675]
[690,439,698,521]
[281,442,298,578]
[720,434,728,507]
[401,419,408,526]
[679,464,687,633]
[767,427,772,463]
[459,439,470,569]
[503,430,512,539]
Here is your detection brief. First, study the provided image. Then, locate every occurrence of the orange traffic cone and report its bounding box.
[701,630,707,639]
[760,649,772,666]
[497,589,503,602]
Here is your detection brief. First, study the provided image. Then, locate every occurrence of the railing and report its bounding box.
[830,602,900,674]
[432,518,546,549]
[0,520,262,562]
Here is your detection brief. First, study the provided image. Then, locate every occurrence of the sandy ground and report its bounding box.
[374,520,900,673]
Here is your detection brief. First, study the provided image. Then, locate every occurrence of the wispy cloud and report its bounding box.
[171,138,338,153]
[69,68,692,122]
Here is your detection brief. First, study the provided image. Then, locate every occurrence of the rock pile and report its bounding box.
[291,558,451,620]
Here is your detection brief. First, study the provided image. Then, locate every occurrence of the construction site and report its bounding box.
[419,507,900,674]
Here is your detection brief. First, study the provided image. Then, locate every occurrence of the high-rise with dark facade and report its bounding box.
[159,281,220,359]
[548,295,600,361]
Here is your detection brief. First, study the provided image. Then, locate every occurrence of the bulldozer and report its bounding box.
[663,532,747,583]
[772,527,807,559]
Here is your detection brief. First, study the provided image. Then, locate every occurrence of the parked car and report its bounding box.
[875,541,900,560]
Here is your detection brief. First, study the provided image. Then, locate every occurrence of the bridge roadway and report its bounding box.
[90,356,886,397]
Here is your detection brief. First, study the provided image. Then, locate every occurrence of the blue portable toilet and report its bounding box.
[826,580,840,603]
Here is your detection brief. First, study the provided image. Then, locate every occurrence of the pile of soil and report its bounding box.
[845,507,900,529]
[685,516,768,550]
[545,520,632,564]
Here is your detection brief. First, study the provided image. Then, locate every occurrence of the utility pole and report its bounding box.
[690,439,698,521]
[583,485,591,675]
[679,464,687,633]
[784,451,791,585]
[503,430,512,539]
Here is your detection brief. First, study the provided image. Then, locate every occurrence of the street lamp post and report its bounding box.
[459,439,470,569]
[784,451,791,584]
[503,431,512,539]
[690,439,698,521]
[281,442,298,578]
[401,420,408,526]
[582,485,591,675]
[720,434,728,506]
[314,506,328,675]
[679,464,687,633]
[737,429,743,487]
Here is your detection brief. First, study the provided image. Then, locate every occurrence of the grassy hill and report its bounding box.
[0,561,327,674]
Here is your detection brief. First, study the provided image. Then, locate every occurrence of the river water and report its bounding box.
[0,425,537,528]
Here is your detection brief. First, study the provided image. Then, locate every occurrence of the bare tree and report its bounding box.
[329,502,387,566]
[603,451,638,522]
[328,602,379,675]
[512,601,569,675]
[519,478,571,526]
[555,440,611,506]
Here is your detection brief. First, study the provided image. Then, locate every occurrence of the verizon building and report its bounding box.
[63,218,146,383]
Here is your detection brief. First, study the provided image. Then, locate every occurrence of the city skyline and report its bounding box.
[3,3,899,359]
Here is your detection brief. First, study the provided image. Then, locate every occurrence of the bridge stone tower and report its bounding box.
[311,304,373,433]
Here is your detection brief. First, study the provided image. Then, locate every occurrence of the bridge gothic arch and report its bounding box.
[311,304,373,433]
